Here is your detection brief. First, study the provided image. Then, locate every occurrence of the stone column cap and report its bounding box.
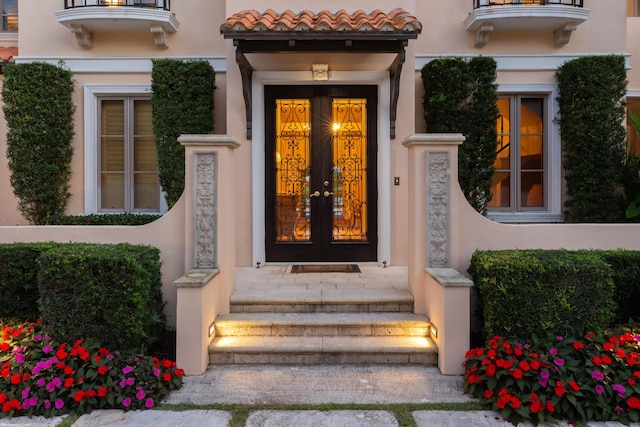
[402,133,465,147]
[178,134,241,148]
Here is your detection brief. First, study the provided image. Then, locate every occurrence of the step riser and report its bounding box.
[215,325,430,337]
[210,352,437,365]
[230,303,415,313]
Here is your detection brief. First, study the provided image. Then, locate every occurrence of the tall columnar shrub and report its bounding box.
[557,55,628,222]
[422,56,499,214]
[2,62,75,224]
[151,59,215,207]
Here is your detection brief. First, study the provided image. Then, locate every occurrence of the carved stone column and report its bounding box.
[193,152,217,269]
[426,151,451,268]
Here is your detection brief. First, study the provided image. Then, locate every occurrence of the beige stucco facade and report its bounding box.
[1,0,640,373]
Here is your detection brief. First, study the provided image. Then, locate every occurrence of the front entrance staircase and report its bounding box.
[209,266,437,365]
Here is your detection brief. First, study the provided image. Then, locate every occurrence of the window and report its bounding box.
[489,95,546,212]
[628,0,640,17]
[98,96,161,212]
[1,0,17,32]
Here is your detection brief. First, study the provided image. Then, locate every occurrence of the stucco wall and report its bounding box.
[0,196,186,327]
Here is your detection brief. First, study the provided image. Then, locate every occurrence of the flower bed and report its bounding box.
[0,320,184,418]
[463,325,640,425]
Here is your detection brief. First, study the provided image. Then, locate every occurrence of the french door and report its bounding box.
[265,86,378,262]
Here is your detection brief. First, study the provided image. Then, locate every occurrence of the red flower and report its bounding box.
[1,368,9,378]
[56,348,68,360]
[603,343,614,351]
[162,359,173,368]
[84,390,96,398]
[530,400,545,413]
[634,371,640,379]
[530,360,541,370]
[98,387,107,397]
[98,347,110,356]
[616,349,626,358]
[510,396,521,409]
[10,374,21,385]
[546,401,555,413]
[569,381,580,392]
[514,347,523,356]
[592,356,603,366]
[572,341,585,350]
[0,393,6,404]
[1,399,21,413]
[64,366,74,375]
[512,368,523,379]
[484,389,494,399]
[627,396,640,410]
[554,381,566,397]
[174,368,184,377]
[162,373,171,382]
[519,361,531,371]
[0,342,9,352]
[64,378,74,388]
[486,364,496,377]
[98,365,109,375]
[497,395,511,409]
[74,391,84,402]
[487,349,497,359]
[602,355,613,365]
[627,357,637,367]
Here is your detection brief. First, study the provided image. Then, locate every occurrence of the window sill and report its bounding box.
[487,211,565,223]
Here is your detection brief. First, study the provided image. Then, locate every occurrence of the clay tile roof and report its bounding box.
[221,8,422,38]
[0,46,17,62]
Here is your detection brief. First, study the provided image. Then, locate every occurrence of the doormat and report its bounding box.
[291,264,361,273]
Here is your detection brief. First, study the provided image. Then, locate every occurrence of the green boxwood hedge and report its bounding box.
[37,243,166,352]
[0,243,56,320]
[469,249,616,342]
[43,213,162,226]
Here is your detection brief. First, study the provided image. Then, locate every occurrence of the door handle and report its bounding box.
[310,191,321,198]
[323,191,334,197]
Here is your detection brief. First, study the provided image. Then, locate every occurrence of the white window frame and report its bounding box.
[84,84,167,215]
[487,84,563,223]
[1,0,17,32]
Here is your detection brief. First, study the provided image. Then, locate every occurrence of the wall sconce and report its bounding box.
[208,321,216,337]
[312,64,329,81]
[431,323,438,339]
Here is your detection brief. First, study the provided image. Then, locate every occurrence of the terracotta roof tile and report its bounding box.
[0,46,17,62]
[221,8,422,37]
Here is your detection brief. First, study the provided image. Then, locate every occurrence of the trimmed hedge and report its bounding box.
[151,59,215,208]
[2,62,76,224]
[421,56,499,215]
[469,249,616,342]
[557,55,628,222]
[43,213,162,226]
[600,249,640,324]
[0,243,55,320]
[36,244,166,352]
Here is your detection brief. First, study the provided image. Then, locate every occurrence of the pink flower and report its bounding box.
[55,399,64,409]
[145,398,154,408]
[595,384,604,395]
[136,389,145,400]
[592,370,604,381]
[122,366,133,374]
[122,398,131,408]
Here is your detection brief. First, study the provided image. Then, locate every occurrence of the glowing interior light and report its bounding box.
[332,123,340,132]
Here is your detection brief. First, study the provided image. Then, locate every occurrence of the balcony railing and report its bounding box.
[474,0,583,7]
[64,0,170,11]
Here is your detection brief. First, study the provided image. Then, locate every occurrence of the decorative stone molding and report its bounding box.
[194,152,218,269]
[150,25,169,49]
[554,22,578,47]
[70,24,92,49]
[474,23,493,47]
[426,151,450,268]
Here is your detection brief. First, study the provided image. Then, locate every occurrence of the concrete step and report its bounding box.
[209,336,438,365]
[214,312,430,337]
[230,288,415,313]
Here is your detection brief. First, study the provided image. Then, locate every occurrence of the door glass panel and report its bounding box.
[275,99,311,241]
[332,98,367,241]
[489,97,511,207]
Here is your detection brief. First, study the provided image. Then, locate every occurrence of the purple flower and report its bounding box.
[145,398,154,408]
[538,379,548,387]
[46,382,56,393]
[21,387,31,399]
[153,368,160,377]
[44,400,51,409]
[592,371,604,381]
[33,334,42,341]
[136,389,145,400]
[553,358,564,367]
[540,370,550,380]
[549,348,558,356]
[122,365,133,374]
[557,336,564,341]
[15,353,25,364]
[52,377,62,387]
[126,377,135,386]
[616,406,624,414]
[42,345,53,354]
[55,399,64,410]
[122,398,131,408]
[595,384,605,395]
[37,378,46,387]
[119,379,127,388]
